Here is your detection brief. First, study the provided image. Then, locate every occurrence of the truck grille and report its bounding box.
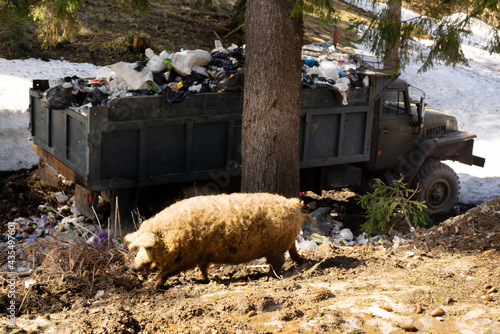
[426,125,446,136]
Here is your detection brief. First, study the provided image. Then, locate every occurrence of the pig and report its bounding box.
[124,192,311,289]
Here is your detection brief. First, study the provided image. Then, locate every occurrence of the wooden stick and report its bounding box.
[224,23,244,39]
[213,31,223,42]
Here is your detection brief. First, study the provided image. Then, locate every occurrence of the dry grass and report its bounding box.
[1,239,133,315]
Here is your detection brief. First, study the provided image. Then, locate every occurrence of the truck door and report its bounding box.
[375,89,418,171]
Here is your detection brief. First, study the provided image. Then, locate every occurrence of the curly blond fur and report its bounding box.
[124,193,310,288]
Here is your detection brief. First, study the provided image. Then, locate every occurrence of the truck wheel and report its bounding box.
[414,161,459,214]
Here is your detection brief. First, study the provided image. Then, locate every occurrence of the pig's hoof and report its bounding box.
[153,281,165,290]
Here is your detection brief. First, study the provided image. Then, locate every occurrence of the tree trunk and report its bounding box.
[242,0,303,198]
[384,0,402,72]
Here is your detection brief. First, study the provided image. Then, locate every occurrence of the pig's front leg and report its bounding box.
[153,263,191,290]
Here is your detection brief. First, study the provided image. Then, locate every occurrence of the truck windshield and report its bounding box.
[383,91,406,116]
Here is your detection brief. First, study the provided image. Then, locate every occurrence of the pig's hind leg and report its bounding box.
[288,243,303,265]
[196,263,209,282]
[266,253,285,278]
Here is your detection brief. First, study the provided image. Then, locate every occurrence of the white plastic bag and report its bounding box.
[145,48,171,73]
[334,80,349,105]
[109,62,154,90]
[95,67,115,81]
[170,49,211,76]
[319,60,340,82]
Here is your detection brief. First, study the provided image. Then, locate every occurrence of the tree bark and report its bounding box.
[384,0,402,72]
[242,0,303,198]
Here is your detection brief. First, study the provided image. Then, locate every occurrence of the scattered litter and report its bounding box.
[94,290,105,299]
[24,279,36,289]
[297,205,413,251]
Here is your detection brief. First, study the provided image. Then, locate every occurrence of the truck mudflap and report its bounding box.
[399,131,485,184]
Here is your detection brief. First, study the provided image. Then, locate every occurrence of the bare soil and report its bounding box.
[1,170,499,334]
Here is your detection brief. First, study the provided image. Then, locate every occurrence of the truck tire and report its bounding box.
[414,161,459,214]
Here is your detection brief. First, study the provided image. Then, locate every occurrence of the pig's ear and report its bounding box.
[125,232,158,250]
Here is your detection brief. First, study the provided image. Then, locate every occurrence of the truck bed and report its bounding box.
[30,82,373,191]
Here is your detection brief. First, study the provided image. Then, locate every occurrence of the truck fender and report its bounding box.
[428,131,485,167]
[398,131,485,184]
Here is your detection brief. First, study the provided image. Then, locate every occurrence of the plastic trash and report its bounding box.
[145,48,171,73]
[338,228,354,241]
[213,40,224,53]
[53,192,68,203]
[346,69,363,88]
[296,240,318,252]
[215,69,244,92]
[94,290,104,299]
[303,58,319,67]
[170,49,211,76]
[83,87,109,107]
[392,235,406,248]
[319,60,340,82]
[336,77,350,85]
[48,229,82,244]
[109,62,154,91]
[45,85,80,110]
[334,82,349,105]
[310,233,325,243]
[303,207,334,237]
[356,232,370,245]
[49,77,64,88]
[363,76,369,87]
[96,67,115,81]
[24,279,37,289]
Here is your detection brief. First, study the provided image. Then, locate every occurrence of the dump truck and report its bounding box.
[29,71,485,236]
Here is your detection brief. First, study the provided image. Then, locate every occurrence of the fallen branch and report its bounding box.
[223,23,244,39]
[0,271,33,278]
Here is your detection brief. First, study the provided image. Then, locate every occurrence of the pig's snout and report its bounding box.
[129,247,153,272]
[129,263,142,272]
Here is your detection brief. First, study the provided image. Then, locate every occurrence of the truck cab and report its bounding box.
[368,76,485,213]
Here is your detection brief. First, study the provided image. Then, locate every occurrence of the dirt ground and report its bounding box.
[0,170,499,333]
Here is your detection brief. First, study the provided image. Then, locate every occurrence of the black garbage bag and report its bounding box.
[229,48,245,64]
[45,85,80,110]
[165,87,189,106]
[83,87,109,107]
[346,69,363,88]
[183,71,208,89]
[153,69,170,86]
[215,69,244,92]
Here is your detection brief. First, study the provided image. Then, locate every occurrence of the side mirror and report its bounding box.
[412,97,425,127]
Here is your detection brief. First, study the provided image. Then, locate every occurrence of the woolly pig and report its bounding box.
[125,193,310,289]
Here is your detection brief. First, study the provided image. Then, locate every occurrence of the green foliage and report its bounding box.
[31,0,82,49]
[102,33,142,62]
[292,0,336,22]
[350,0,500,73]
[2,20,33,55]
[356,176,431,234]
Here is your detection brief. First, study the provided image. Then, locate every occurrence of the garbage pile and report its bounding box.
[44,40,368,115]
[0,191,116,274]
[296,205,407,252]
